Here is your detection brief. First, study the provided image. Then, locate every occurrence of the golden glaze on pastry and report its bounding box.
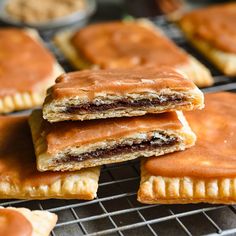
[144,92,236,178]
[179,3,236,76]
[0,28,64,114]
[71,21,188,68]
[51,67,195,99]
[0,28,54,97]
[180,3,236,53]
[0,209,32,236]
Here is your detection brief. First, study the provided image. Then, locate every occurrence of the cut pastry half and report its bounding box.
[0,115,100,200]
[54,19,213,87]
[43,67,204,122]
[0,207,57,236]
[138,92,236,204]
[0,28,64,113]
[29,109,196,171]
[179,3,236,76]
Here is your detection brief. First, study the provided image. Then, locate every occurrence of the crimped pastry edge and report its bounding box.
[54,19,213,87]
[0,206,57,236]
[0,29,64,114]
[138,163,236,204]
[0,168,100,200]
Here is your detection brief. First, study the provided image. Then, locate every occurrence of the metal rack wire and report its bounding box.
[1,16,236,236]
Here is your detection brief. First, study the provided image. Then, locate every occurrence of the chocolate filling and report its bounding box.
[56,135,179,164]
[65,95,185,114]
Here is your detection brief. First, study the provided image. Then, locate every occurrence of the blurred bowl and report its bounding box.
[0,0,96,30]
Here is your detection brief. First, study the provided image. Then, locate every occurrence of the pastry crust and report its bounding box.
[138,165,236,204]
[0,115,100,200]
[29,109,196,171]
[0,29,64,114]
[54,19,213,87]
[138,92,236,204]
[179,5,236,76]
[179,27,236,76]
[43,68,204,122]
[0,207,57,236]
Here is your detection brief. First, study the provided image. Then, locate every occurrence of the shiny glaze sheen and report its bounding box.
[51,67,195,100]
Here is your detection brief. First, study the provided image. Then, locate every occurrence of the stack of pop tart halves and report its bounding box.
[27,66,204,201]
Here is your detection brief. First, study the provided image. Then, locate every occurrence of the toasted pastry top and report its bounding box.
[0,28,55,97]
[71,21,188,68]
[33,110,185,154]
[0,208,32,236]
[144,92,236,178]
[48,67,196,100]
[0,207,57,236]
[180,3,236,53]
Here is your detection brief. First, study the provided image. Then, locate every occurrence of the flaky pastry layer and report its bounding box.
[0,207,57,236]
[54,19,213,87]
[43,87,204,122]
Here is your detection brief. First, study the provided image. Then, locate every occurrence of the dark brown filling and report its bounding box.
[56,135,179,164]
[65,95,185,113]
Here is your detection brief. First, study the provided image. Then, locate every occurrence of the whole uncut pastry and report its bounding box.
[179,3,236,76]
[138,92,236,204]
[54,20,213,87]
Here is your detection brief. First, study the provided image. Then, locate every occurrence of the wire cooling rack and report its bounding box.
[1,16,236,236]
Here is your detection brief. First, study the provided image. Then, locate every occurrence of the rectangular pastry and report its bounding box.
[43,67,204,122]
[179,3,236,76]
[0,115,100,200]
[0,28,64,113]
[138,92,236,204]
[29,109,196,171]
[54,20,213,87]
[0,207,57,236]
